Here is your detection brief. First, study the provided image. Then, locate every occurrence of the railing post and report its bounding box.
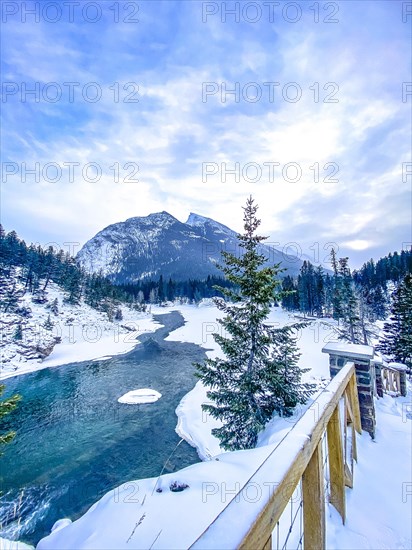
[373,358,384,397]
[343,393,354,488]
[192,364,360,550]
[322,343,375,437]
[389,362,408,396]
[327,405,346,523]
[347,372,362,434]
[302,442,325,550]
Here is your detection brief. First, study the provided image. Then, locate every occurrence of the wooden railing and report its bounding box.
[190,363,362,550]
[381,364,402,395]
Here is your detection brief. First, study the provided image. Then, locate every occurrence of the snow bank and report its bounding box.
[35,304,412,549]
[50,519,72,533]
[175,380,222,460]
[0,282,161,380]
[36,443,279,550]
[118,389,162,404]
[0,538,34,550]
[37,380,412,550]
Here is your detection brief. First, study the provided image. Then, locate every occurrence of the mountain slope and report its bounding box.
[76,212,304,283]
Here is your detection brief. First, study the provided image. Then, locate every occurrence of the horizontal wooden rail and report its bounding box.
[190,363,361,550]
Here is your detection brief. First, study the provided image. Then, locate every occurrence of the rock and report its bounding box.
[32,290,48,304]
[15,306,32,318]
[18,335,56,360]
[169,481,189,492]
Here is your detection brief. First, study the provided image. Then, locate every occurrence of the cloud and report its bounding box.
[1,0,410,269]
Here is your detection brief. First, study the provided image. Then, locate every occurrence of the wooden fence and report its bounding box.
[190,363,362,550]
[381,364,402,395]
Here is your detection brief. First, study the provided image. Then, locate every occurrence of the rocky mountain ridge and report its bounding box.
[76,211,304,283]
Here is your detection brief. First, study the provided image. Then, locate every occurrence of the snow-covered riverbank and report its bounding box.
[0,537,34,550]
[36,386,412,550]
[7,303,411,550]
[0,282,161,381]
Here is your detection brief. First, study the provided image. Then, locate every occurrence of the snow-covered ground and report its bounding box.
[4,302,411,549]
[0,538,34,550]
[35,349,412,550]
[0,282,160,381]
[326,389,412,550]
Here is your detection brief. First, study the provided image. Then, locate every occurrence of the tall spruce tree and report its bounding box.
[330,256,377,345]
[338,257,363,343]
[330,248,345,321]
[377,274,412,370]
[196,197,314,451]
[260,325,314,418]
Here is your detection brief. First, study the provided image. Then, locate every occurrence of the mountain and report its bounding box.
[76,211,304,283]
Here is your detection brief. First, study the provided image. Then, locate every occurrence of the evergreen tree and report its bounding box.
[339,258,360,341]
[0,385,20,456]
[149,287,158,304]
[196,197,314,451]
[357,284,387,323]
[0,266,24,313]
[355,285,379,345]
[167,278,175,302]
[281,275,299,311]
[323,273,334,317]
[368,284,387,320]
[313,266,326,317]
[43,314,54,331]
[330,248,345,321]
[297,260,325,316]
[298,261,315,316]
[158,275,165,303]
[377,274,412,370]
[13,323,23,341]
[42,246,57,291]
[62,256,84,305]
[335,257,365,344]
[260,324,314,417]
[49,297,59,316]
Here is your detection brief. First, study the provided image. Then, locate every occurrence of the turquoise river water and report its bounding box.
[0,311,205,546]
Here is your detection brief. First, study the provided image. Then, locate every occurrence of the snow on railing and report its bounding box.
[189,363,361,550]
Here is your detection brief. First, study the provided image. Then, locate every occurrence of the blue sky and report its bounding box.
[1,0,411,268]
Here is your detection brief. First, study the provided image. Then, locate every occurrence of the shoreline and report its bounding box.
[0,311,162,382]
[167,304,226,461]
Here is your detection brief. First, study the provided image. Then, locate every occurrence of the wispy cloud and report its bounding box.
[1,0,411,267]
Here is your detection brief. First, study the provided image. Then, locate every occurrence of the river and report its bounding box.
[0,311,204,546]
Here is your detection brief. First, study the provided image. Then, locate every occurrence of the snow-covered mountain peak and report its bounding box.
[125,211,179,227]
[186,212,209,226]
[77,210,304,283]
[186,213,236,237]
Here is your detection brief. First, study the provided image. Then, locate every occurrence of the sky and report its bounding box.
[1,0,411,269]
